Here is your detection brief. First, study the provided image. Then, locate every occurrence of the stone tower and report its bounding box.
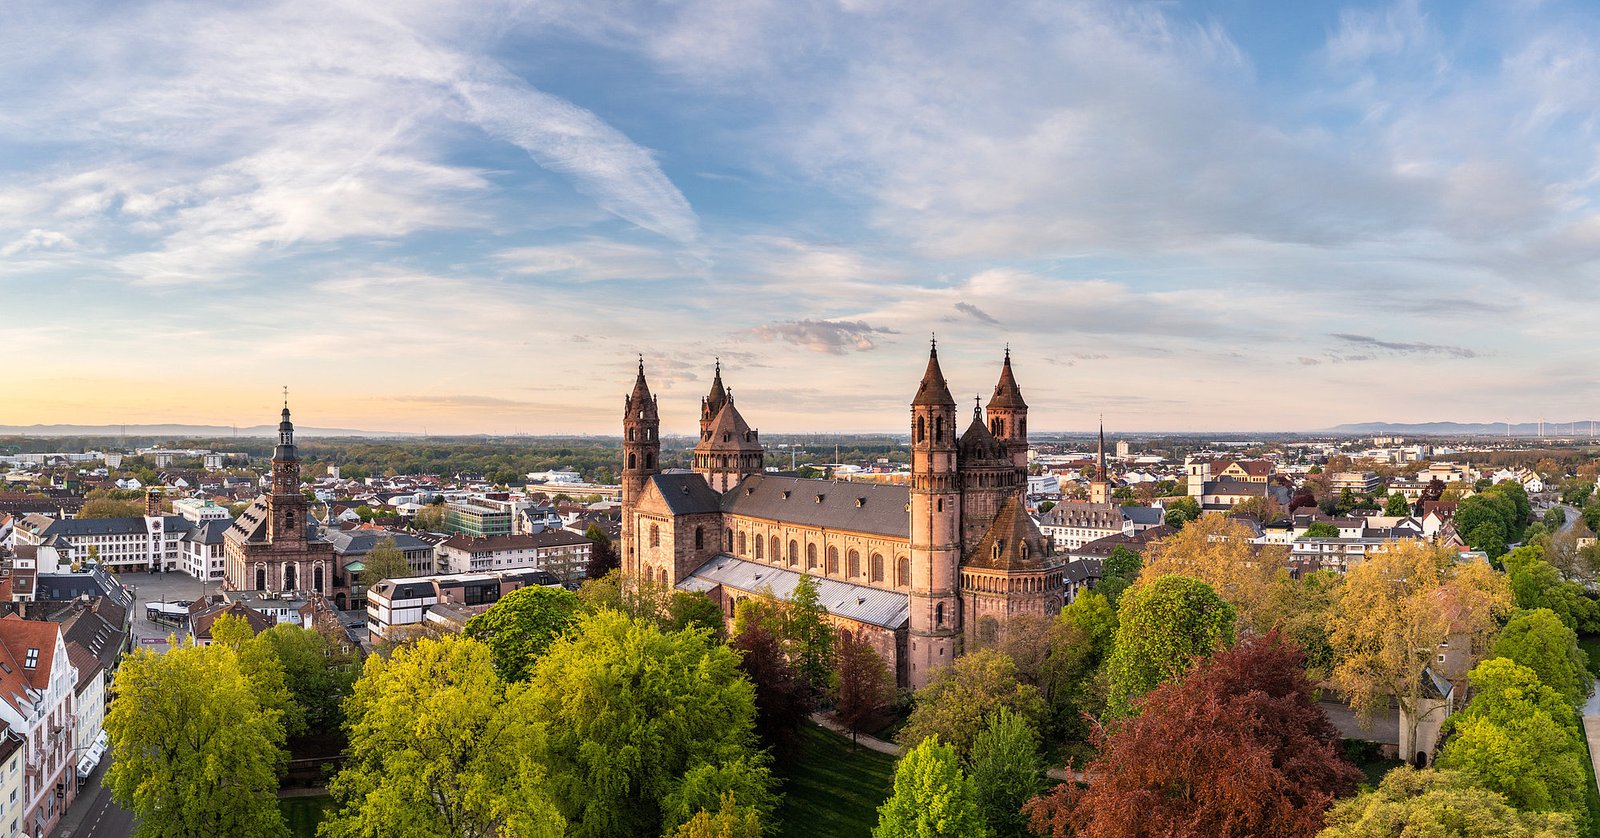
[267,400,308,546]
[621,358,661,577]
[700,360,728,440]
[986,348,1029,474]
[958,401,1018,553]
[909,340,961,689]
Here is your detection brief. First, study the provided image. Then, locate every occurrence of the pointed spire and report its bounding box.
[913,336,956,406]
[974,395,983,423]
[1097,415,1107,481]
[627,356,658,418]
[705,357,728,416]
[987,346,1028,410]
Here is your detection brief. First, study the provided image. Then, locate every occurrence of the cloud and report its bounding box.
[1329,333,1478,359]
[953,301,999,324]
[751,319,897,354]
[0,229,77,257]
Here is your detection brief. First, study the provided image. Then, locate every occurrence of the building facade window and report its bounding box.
[897,556,910,587]
[870,553,884,582]
[827,546,839,575]
[848,550,860,578]
[806,543,817,570]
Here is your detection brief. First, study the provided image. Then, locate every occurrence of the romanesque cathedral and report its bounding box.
[620,343,1065,688]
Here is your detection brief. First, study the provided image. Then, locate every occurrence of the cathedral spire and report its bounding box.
[987,346,1027,410]
[913,336,956,406]
[626,356,658,419]
[1098,415,1106,481]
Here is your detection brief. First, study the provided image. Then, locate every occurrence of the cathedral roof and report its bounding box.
[912,343,956,407]
[722,475,910,539]
[958,406,1009,464]
[626,358,658,420]
[647,473,725,516]
[964,492,1052,571]
[698,400,762,453]
[987,349,1028,410]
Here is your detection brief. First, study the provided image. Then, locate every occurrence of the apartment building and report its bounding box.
[436,531,592,582]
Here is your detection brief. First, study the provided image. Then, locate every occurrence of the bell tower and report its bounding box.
[909,339,961,689]
[266,391,308,545]
[986,347,1029,475]
[621,358,661,578]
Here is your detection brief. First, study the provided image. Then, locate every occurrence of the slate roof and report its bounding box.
[964,493,1053,570]
[912,345,956,407]
[326,528,435,557]
[723,475,910,539]
[182,519,231,545]
[1039,502,1122,530]
[646,473,724,516]
[30,515,193,538]
[680,554,909,630]
[191,601,275,639]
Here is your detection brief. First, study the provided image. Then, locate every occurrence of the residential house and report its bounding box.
[0,615,79,838]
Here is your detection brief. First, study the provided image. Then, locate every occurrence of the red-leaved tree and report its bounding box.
[730,618,814,759]
[832,630,895,746]
[1025,632,1361,838]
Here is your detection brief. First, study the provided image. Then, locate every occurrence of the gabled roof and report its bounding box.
[647,473,724,516]
[190,601,273,639]
[0,614,63,693]
[723,475,910,539]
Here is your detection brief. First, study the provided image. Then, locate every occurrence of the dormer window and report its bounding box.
[23,649,37,670]
[781,491,791,500]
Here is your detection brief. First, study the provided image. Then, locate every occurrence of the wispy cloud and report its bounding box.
[1329,333,1478,359]
[953,302,999,324]
[751,319,897,354]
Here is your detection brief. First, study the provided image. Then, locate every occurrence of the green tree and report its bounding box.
[584,523,620,579]
[322,635,564,838]
[1492,608,1591,707]
[522,610,774,837]
[1385,493,1412,516]
[79,497,145,518]
[212,614,301,736]
[665,591,726,640]
[898,648,1048,759]
[787,575,835,694]
[1299,521,1340,539]
[410,502,446,531]
[1435,658,1589,828]
[968,709,1043,838]
[1097,546,1142,605]
[362,537,413,583]
[1503,546,1598,633]
[462,585,582,683]
[252,622,358,733]
[1105,574,1235,718]
[832,629,896,746]
[1319,767,1577,838]
[873,738,991,838]
[105,642,289,838]
[1162,496,1200,529]
[669,794,762,838]
[1060,590,1116,660]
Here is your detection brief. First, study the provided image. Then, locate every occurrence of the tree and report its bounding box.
[1027,634,1360,838]
[1493,609,1591,707]
[787,574,836,694]
[1420,477,1447,504]
[1141,513,1289,633]
[1503,546,1598,633]
[1234,494,1287,524]
[665,591,726,640]
[105,642,289,838]
[1279,570,1342,681]
[251,622,358,734]
[462,585,582,683]
[1104,574,1235,718]
[731,618,814,757]
[1319,767,1577,837]
[1300,521,1340,539]
[1327,541,1511,752]
[212,614,300,736]
[873,738,991,838]
[322,635,564,838]
[585,523,619,579]
[1162,496,1200,529]
[1435,658,1589,828]
[1097,545,1142,605]
[969,709,1043,838]
[79,497,145,518]
[831,629,896,746]
[521,610,774,837]
[1385,492,1412,516]
[410,502,446,531]
[669,795,763,838]
[897,648,1047,759]
[362,537,412,583]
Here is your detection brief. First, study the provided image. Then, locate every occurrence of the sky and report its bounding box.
[3,0,1598,435]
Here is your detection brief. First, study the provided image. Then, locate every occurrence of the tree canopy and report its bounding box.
[1319,767,1577,838]
[1141,513,1289,633]
[873,738,991,838]
[897,647,1047,759]
[362,536,413,584]
[462,584,582,682]
[1104,574,1236,718]
[969,709,1044,837]
[1491,608,1591,707]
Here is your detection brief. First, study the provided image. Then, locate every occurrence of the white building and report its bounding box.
[172,498,230,524]
[0,616,79,838]
[436,531,592,582]
[181,520,230,581]
[366,568,562,642]
[13,514,188,574]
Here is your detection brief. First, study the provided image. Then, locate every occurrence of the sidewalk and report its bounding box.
[805,713,1077,781]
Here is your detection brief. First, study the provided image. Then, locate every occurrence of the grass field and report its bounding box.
[775,723,898,838]
[280,795,333,838]
[1579,634,1600,678]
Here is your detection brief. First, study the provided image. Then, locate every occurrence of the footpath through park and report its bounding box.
[806,713,1076,781]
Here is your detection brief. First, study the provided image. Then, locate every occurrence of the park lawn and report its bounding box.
[775,723,898,838]
[1579,634,1600,678]
[280,794,333,838]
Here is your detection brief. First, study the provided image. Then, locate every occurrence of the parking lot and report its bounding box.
[116,571,223,649]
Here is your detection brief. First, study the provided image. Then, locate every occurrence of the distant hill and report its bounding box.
[0,424,414,439]
[1325,420,1600,437]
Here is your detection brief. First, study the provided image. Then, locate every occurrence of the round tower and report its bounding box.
[621,358,661,578]
[909,340,961,689]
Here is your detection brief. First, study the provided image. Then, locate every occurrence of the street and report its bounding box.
[52,757,133,838]
[118,571,223,650]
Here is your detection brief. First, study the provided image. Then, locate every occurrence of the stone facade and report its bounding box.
[620,344,1065,688]
[223,403,338,597]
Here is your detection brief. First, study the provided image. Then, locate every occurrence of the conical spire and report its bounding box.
[987,346,1028,410]
[1097,415,1107,481]
[704,358,728,418]
[912,337,956,406]
[626,356,658,418]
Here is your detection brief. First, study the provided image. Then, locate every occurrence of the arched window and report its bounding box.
[935,602,945,626]
[935,417,945,441]
[848,549,860,578]
[650,525,660,548]
[827,547,839,575]
[284,564,297,591]
[695,527,704,550]
[628,453,636,469]
[1019,541,1029,561]
[627,428,635,441]
[755,537,763,560]
[788,540,798,567]
[897,556,910,587]
[770,536,780,562]
[285,510,295,530]
[726,528,734,551]
[738,531,746,555]
[916,415,926,442]
[870,553,884,582]
[806,543,818,570]
[645,452,654,469]
[992,543,1002,562]
[314,564,324,592]
[255,566,266,591]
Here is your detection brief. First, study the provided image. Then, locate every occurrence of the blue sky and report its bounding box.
[2,0,1597,435]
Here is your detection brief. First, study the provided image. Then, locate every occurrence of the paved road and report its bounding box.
[117,571,223,650]
[52,757,134,838]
